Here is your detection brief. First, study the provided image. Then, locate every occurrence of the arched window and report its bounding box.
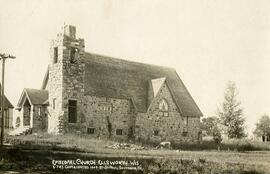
[100,103,113,114]
[158,99,169,116]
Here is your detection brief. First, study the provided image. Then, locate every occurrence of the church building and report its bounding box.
[16,25,203,143]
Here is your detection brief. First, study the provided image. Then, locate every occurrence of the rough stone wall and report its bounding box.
[77,96,135,140]
[48,62,63,133]
[47,25,85,134]
[184,116,201,142]
[47,32,65,134]
[135,82,201,143]
[61,32,85,133]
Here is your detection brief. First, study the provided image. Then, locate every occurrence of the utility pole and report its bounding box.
[0,53,15,147]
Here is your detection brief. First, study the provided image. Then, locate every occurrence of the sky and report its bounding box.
[0,0,270,135]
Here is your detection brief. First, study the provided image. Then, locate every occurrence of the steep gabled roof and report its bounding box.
[84,52,203,116]
[1,96,14,109]
[0,84,14,109]
[17,88,48,107]
[26,89,49,104]
[41,66,49,90]
[39,52,203,116]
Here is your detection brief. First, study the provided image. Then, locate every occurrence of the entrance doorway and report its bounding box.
[23,98,31,126]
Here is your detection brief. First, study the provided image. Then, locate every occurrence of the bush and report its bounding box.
[237,142,254,152]
[212,127,222,144]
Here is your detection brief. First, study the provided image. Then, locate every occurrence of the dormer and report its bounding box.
[147,77,166,107]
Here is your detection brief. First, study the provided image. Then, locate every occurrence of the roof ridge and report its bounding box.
[85,51,176,71]
[17,88,48,107]
[25,88,48,91]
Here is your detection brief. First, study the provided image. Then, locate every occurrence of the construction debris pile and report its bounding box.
[105,143,145,151]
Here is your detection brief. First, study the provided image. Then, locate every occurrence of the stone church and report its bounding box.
[16,25,203,143]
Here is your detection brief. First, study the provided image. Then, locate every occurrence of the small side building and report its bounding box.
[0,95,14,131]
[16,88,48,132]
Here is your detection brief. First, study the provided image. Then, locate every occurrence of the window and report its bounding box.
[53,98,56,110]
[53,47,58,63]
[100,103,112,113]
[70,48,78,63]
[107,106,112,112]
[4,110,9,128]
[116,129,123,135]
[182,131,188,137]
[158,99,169,116]
[87,127,95,134]
[103,105,111,111]
[183,117,188,126]
[154,130,159,136]
[159,99,168,111]
[68,100,77,123]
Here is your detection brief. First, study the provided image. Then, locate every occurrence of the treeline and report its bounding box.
[201,81,269,143]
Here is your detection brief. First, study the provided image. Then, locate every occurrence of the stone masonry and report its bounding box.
[48,25,85,134]
[81,96,135,140]
[136,82,201,143]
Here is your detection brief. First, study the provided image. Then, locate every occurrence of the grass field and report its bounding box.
[5,133,270,152]
[1,133,270,173]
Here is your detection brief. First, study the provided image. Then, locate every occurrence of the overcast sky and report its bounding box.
[0,0,270,135]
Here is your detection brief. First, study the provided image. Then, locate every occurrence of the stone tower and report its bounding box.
[48,25,85,134]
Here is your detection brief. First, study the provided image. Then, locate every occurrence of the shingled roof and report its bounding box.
[17,88,48,107]
[0,84,14,109]
[84,52,203,117]
[1,96,14,109]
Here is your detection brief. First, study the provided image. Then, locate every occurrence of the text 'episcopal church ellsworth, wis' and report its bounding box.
[16,25,203,143]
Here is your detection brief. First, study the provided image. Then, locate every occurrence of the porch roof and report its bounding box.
[17,88,48,107]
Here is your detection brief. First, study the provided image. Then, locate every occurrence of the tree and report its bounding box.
[201,116,219,136]
[200,116,223,144]
[254,114,270,140]
[218,81,246,139]
[212,126,222,144]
